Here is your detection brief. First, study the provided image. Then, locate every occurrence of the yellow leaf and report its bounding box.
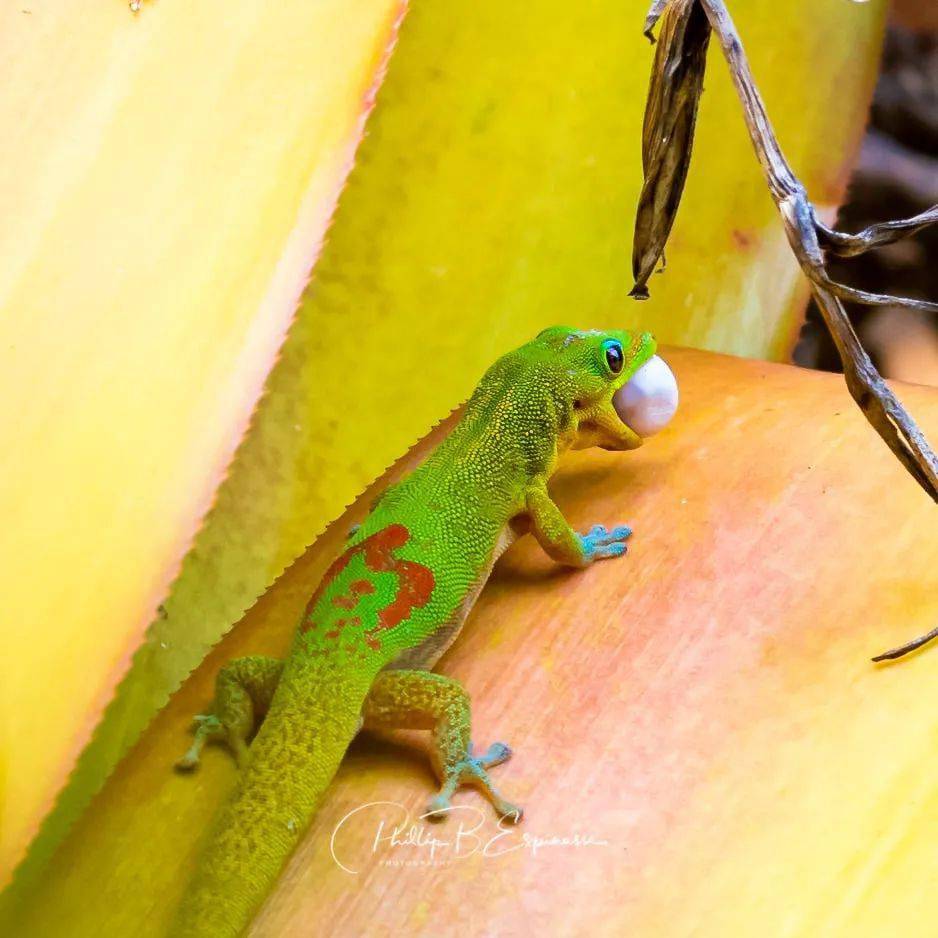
[0,0,405,882]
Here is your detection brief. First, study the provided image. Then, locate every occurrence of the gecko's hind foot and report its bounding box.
[174,713,223,771]
[425,741,523,824]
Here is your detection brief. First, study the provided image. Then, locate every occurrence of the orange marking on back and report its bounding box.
[333,578,377,608]
[299,525,435,650]
[368,560,436,647]
[325,615,361,640]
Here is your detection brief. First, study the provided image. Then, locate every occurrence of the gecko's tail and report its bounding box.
[169,676,369,938]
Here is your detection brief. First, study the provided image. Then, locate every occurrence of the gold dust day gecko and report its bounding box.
[171,326,677,936]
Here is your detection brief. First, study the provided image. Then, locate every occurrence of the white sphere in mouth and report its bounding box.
[612,354,678,437]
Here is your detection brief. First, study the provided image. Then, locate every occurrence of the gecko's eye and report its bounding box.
[603,341,624,375]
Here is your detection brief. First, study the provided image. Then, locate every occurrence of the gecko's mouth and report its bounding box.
[612,355,679,438]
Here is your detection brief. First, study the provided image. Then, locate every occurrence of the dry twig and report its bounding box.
[871,623,938,663]
[632,0,938,658]
[632,0,938,497]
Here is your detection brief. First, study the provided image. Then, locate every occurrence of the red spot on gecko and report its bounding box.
[332,578,377,608]
[325,616,361,640]
[367,560,436,649]
[300,525,435,650]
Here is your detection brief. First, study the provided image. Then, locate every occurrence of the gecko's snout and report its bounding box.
[612,355,678,437]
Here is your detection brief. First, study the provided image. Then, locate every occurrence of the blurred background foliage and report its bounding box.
[795,3,938,385]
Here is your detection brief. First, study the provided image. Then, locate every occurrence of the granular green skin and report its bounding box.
[172,326,655,937]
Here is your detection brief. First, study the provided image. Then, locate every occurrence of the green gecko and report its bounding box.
[171,325,674,937]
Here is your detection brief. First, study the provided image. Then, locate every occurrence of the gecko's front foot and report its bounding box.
[578,523,632,562]
[425,741,522,824]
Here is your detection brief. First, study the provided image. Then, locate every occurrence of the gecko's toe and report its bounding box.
[494,801,523,824]
[586,523,632,543]
[425,794,452,821]
[474,741,512,769]
[192,713,220,729]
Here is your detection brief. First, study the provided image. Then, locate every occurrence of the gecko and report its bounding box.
[170,325,675,936]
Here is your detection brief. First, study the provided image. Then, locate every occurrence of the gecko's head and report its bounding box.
[532,326,678,451]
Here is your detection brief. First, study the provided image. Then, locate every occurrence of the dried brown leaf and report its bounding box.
[631,0,711,298]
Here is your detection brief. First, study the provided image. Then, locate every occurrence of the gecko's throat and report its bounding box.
[612,354,678,438]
